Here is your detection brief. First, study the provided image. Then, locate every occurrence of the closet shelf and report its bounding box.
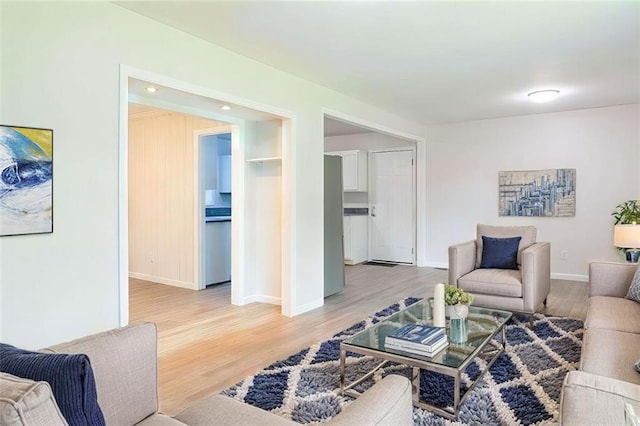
[246,156,282,163]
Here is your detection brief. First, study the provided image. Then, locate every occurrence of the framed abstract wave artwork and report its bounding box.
[0,125,53,236]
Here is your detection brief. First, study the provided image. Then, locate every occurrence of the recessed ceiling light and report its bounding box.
[220,105,232,110]
[527,89,560,103]
[145,87,157,93]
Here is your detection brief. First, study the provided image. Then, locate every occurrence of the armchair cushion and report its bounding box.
[459,269,522,297]
[479,236,521,269]
[476,224,536,267]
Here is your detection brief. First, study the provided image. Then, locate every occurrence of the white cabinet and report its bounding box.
[343,215,368,265]
[343,217,351,264]
[217,155,231,194]
[326,150,368,192]
[205,221,231,285]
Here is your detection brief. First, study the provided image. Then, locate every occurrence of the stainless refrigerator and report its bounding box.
[324,155,345,297]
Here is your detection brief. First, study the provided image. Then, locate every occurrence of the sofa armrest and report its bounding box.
[559,370,640,425]
[329,375,413,426]
[176,375,412,426]
[174,395,295,425]
[521,242,551,312]
[589,261,636,297]
[448,240,477,286]
[42,323,158,426]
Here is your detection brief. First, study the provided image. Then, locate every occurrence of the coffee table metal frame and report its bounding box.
[339,304,511,420]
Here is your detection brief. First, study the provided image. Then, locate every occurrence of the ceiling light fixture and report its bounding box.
[145,87,157,93]
[220,105,232,110]
[527,89,560,103]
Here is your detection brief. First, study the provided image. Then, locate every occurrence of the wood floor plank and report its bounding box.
[129,264,588,415]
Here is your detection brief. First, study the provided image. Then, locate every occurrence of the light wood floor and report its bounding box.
[129,264,588,416]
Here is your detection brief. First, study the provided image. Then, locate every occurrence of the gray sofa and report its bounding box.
[559,261,640,425]
[2,322,413,425]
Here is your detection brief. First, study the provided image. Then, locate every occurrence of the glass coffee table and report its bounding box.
[340,299,512,420]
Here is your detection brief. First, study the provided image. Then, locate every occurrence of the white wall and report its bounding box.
[0,2,423,348]
[425,104,640,280]
[128,112,220,289]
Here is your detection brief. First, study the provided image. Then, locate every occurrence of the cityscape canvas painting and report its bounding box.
[0,125,53,236]
[499,169,576,217]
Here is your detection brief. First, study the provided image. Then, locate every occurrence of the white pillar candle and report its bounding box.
[433,283,446,328]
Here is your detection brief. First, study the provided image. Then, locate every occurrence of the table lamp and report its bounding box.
[614,223,640,263]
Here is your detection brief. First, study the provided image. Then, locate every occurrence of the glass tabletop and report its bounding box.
[342,299,512,369]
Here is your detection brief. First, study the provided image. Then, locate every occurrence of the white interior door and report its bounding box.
[370,150,414,263]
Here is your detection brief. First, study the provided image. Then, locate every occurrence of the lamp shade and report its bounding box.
[614,224,640,249]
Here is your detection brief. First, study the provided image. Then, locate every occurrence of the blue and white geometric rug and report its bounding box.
[222,297,583,425]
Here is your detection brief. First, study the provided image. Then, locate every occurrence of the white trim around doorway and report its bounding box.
[118,64,297,326]
[321,108,427,267]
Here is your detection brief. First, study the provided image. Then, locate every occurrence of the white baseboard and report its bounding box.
[290,299,324,316]
[422,261,449,269]
[239,296,323,316]
[551,273,588,282]
[129,272,196,290]
[242,295,282,305]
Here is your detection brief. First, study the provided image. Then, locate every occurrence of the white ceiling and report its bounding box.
[117,1,640,125]
[324,118,373,137]
[128,77,280,122]
[130,74,367,136]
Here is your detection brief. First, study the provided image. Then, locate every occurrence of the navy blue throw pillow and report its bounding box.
[480,236,521,270]
[0,343,106,426]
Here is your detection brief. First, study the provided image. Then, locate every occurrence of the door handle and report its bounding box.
[371,206,376,217]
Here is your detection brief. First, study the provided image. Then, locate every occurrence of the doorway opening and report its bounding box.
[196,128,234,290]
[323,114,418,267]
[120,71,294,327]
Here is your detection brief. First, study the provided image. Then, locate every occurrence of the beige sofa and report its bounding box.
[559,261,640,425]
[1,323,413,425]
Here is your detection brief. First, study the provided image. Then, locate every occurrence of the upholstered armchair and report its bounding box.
[448,224,551,324]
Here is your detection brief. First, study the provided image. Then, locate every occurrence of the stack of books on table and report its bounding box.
[384,324,448,357]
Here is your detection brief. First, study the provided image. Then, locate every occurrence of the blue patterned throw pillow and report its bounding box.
[627,264,640,303]
[479,236,521,270]
[0,343,105,426]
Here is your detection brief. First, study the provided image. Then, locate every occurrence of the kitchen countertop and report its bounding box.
[344,207,369,216]
[206,206,231,222]
[206,216,231,222]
